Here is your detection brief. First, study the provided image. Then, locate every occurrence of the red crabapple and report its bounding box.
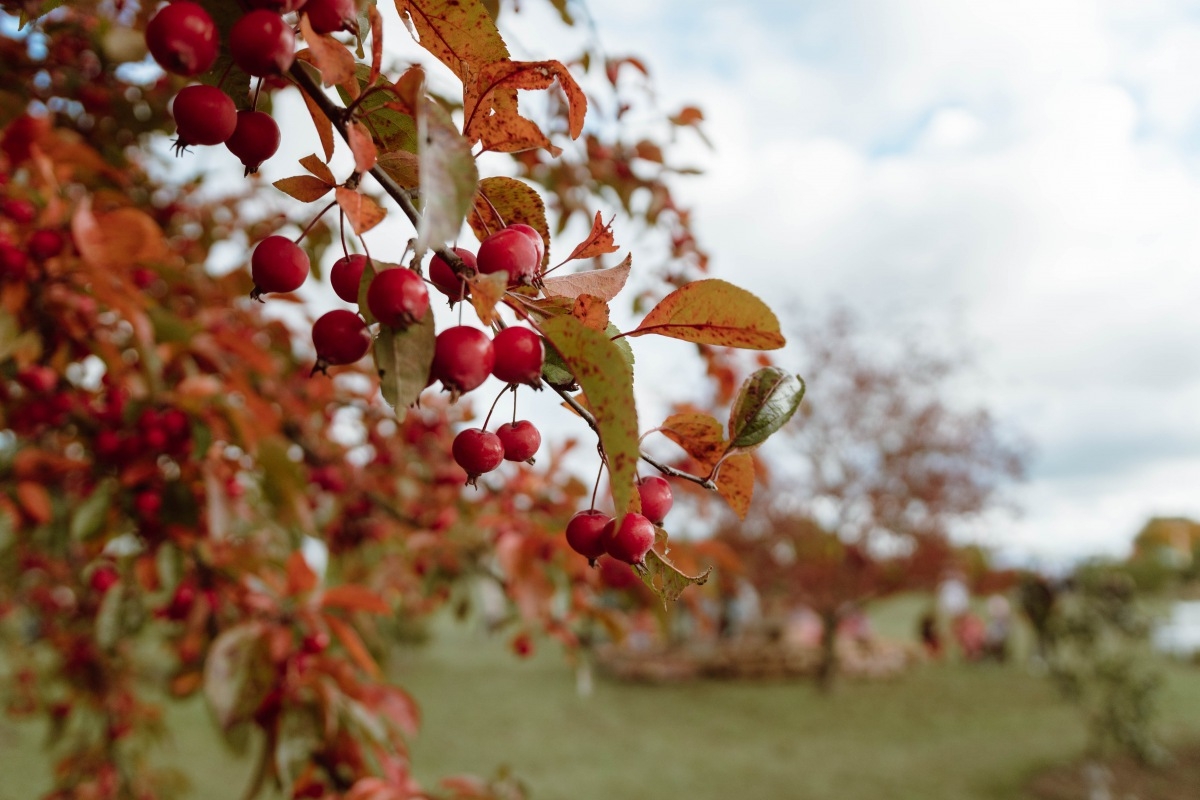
[496,420,540,463]
[477,227,539,287]
[171,85,237,152]
[636,475,673,525]
[145,2,218,77]
[566,510,611,565]
[330,254,368,303]
[491,326,544,387]
[230,10,296,77]
[251,236,309,299]
[452,428,504,486]
[225,111,281,174]
[432,326,494,396]
[305,0,359,34]
[602,513,656,565]
[429,247,477,303]
[312,309,371,369]
[508,223,545,267]
[366,267,429,329]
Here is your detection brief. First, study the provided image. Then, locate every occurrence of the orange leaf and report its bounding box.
[670,106,704,126]
[71,202,169,270]
[467,271,508,326]
[321,584,390,614]
[393,0,509,84]
[16,481,52,524]
[322,613,381,679]
[348,121,378,173]
[464,59,587,144]
[571,294,609,331]
[299,18,356,87]
[368,5,384,85]
[467,176,549,263]
[300,153,336,184]
[285,551,318,596]
[274,175,333,203]
[563,211,619,262]
[299,80,336,161]
[336,186,386,234]
[658,412,728,468]
[715,452,755,519]
[627,279,785,350]
[542,254,630,301]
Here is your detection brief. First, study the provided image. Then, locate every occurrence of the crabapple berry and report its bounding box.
[145,1,218,77]
[566,510,611,564]
[508,223,545,267]
[90,565,119,594]
[429,248,477,302]
[28,229,64,260]
[250,236,309,299]
[366,267,429,329]
[452,428,504,485]
[305,0,358,34]
[230,10,295,77]
[432,326,494,395]
[496,420,540,462]
[330,254,368,303]
[491,326,544,387]
[602,513,656,565]
[312,309,370,368]
[477,227,539,287]
[171,85,237,150]
[225,111,281,174]
[636,475,673,525]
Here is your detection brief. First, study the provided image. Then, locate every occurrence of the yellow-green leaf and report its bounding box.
[416,97,478,250]
[374,312,435,420]
[627,279,785,350]
[658,412,727,468]
[467,176,550,267]
[540,316,639,516]
[635,548,711,607]
[728,367,805,449]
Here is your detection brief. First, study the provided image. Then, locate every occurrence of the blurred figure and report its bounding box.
[953,611,987,661]
[983,594,1012,662]
[918,609,943,658]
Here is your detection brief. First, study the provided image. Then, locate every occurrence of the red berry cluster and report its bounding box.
[145,1,294,173]
[565,476,674,566]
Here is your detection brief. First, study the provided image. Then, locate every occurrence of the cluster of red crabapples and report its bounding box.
[143,0,353,172]
[565,476,674,567]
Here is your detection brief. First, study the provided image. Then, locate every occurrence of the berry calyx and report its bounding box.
[330,254,368,303]
[145,2,218,77]
[603,513,656,565]
[312,309,371,371]
[566,510,611,565]
[250,236,309,299]
[508,223,546,268]
[366,267,429,329]
[304,0,359,35]
[225,111,281,174]
[432,326,494,397]
[496,420,540,463]
[230,10,296,77]
[171,85,237,152]
[429,248,477,303]
[452,428,504,486]
[491,326,544,387]
[636,475,673,525]
[477,227,539,287]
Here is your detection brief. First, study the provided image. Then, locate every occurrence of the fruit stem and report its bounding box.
[480,385,509,430]
[295,200,338,244]
[589,459,603,509]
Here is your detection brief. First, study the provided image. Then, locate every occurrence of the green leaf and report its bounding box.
[374,312,435,419]
[727,367,805,449]
[635,548,711,608]
[416,97,478,250]
[94,581,124,650]
[336,64,419,164]
[607,323,634,370]
[540,316,639,515]
[540,344,575,389]
[204,622,275,731]
[70,478,115,540]
[357,258,380,325]
[627,279,786,350]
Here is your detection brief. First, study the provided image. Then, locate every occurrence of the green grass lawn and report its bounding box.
[3,597,1199,800]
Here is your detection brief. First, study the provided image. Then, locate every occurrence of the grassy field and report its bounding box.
[2,598,1198,800]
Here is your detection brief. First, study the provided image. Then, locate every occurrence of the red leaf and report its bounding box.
[368,5,384,86]
[299,17,356,87]
[321,584,389,614]
[564,211,620,262]
[464,59,587,145]
[285,551,317,596]
[627,279,785,350]
[336,186,386,234]
[715,452,755,519]
[322,614,381,679]
[394,0,509,84]
[274,175,333,203]
[300,153,336,185]
[16,481,52,524]
[299,80,336,162]
[348,121,378,173]
[571,294,609,331]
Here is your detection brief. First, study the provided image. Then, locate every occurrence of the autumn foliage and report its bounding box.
[0,1,803,798]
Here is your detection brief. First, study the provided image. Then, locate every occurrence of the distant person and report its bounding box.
[937,569,970,620]
[953,611,987,661]
[1018,574,1058,664]
[918,610,942,658]
[983,595,1012,662]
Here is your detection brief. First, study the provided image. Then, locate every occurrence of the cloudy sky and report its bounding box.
[548,0,1200,564]
[235,0,1200,566]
